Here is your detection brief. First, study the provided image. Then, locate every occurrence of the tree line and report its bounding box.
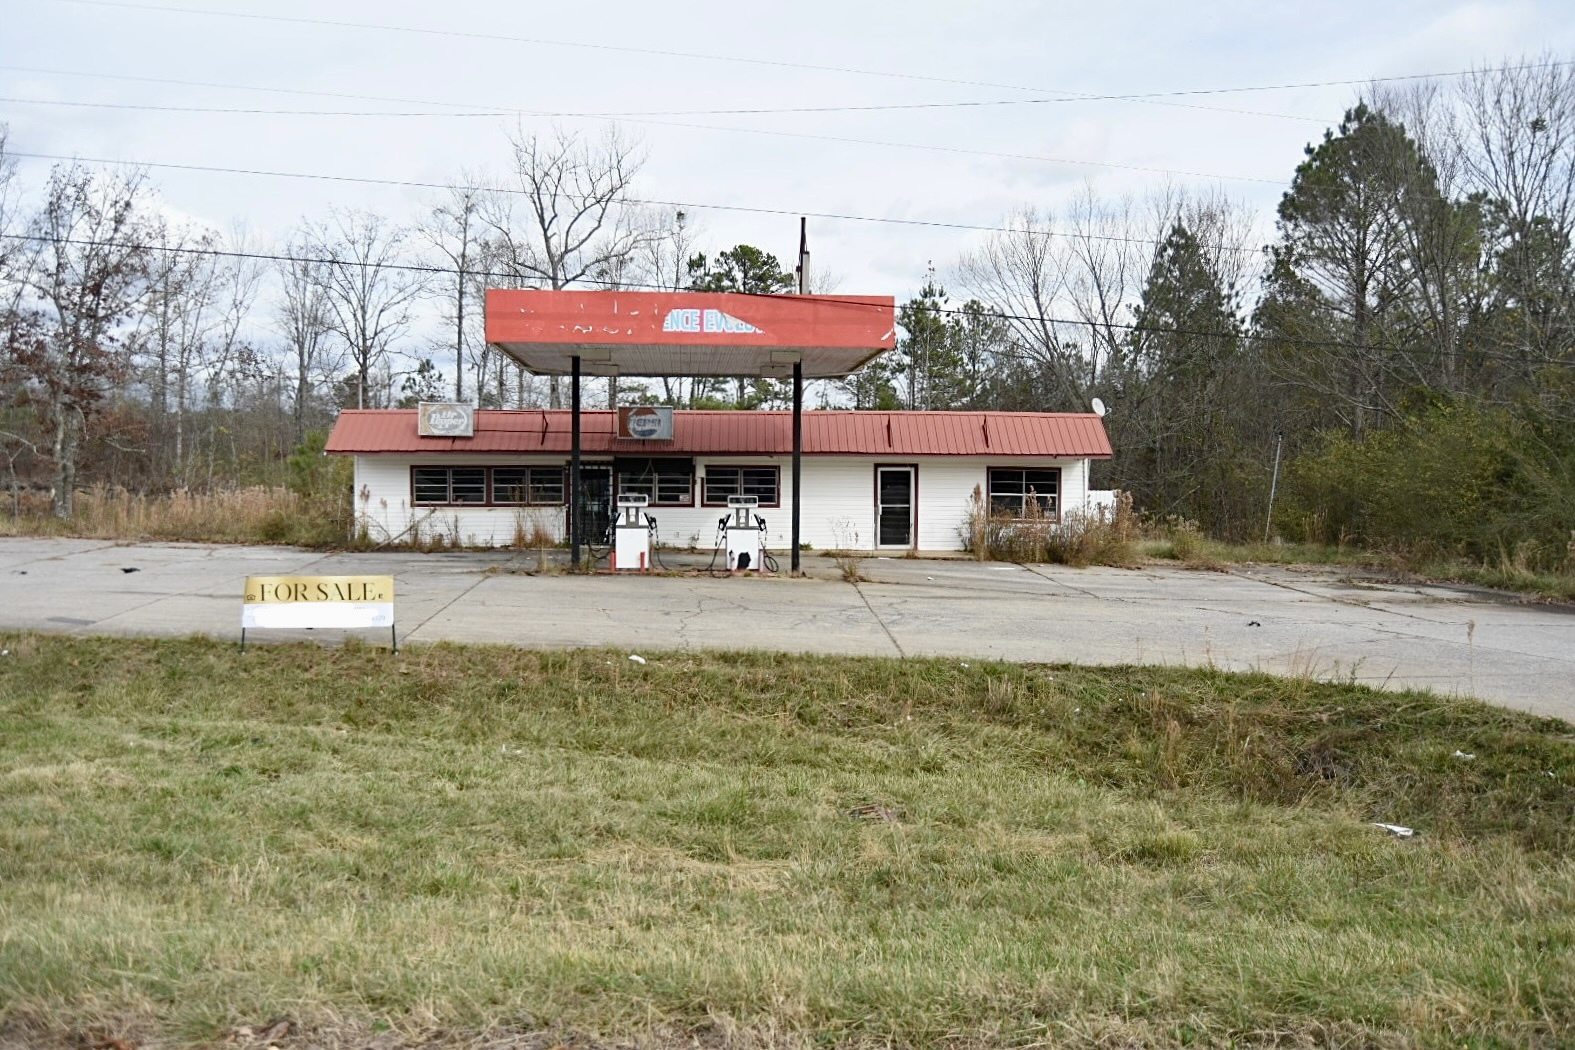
[859,60,1575,566]
[2,59,1573,570]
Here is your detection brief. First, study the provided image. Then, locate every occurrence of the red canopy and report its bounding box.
[486,290,896,378]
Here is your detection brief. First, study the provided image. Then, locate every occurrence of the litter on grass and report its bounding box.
[1453,749,1476,760]
[1373,823,1416,838]
[628,654,647,664]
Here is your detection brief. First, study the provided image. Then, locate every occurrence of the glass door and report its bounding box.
[576,465,613,546]
[876,466,915,548]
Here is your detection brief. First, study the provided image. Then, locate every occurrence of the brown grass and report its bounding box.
[0,484,353,547]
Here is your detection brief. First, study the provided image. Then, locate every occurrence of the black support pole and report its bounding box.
[570,355,582,571]
[791,359,803,575]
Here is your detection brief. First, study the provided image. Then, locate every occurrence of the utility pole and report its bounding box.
[1264,430,1283,544]
[792,218,809,575]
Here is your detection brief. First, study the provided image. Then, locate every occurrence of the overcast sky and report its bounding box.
[4,0,1573,310]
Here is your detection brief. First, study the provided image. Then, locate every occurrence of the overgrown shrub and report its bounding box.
[963,486,1138,566]
[1280,401,1575,573]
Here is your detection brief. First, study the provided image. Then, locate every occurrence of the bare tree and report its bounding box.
[305,210,424,410]
[9,163,150,518]
[135,218,225,480]
[482,125,650,407]
[0,125,18,294]
[1457,58,1575,378]
[1062,189,1148,397]
[634,207,721,408]
[957,206,1084,407]
[183,227,265,488]
[276,234,338,440]
[1367,80,1483,395]
[421,176,488,403]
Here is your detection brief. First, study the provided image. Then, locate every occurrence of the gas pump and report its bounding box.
[612,492,656,571]
[722,495,767,572]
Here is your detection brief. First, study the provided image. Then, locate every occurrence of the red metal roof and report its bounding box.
[326,410,1112,458]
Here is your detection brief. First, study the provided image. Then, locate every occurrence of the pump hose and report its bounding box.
[583,522,611,568]
[706,522,730,577]
[645,515,670,571]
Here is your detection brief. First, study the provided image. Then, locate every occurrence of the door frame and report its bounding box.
[873,463,918,550]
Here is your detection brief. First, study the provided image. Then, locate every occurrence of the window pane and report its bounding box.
[617,473,656,501]
[450,468,486,504]
[529,468,564,505]
[879,505,911,546]
[493,468,528,504]
[412,468,449,504]
[1025,469,1059,515]
[742,468,778,502]
[703,468,740,504]
[1023,469,1059,494]
[879,470,911,505]
[988,495,1021,517]
[656,473,692,505]
[988,470,1024,496]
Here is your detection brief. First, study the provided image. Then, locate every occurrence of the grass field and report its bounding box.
[1,634,1572,1049]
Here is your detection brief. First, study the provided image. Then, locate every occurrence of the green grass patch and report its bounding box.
[1416,558,1575,604]
[1140,536,1385,569]
[1,634,1572,1048]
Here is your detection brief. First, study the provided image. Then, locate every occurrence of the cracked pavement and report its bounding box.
[2,537,1571,722]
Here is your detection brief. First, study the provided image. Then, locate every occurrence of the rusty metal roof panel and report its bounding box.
[326,410,1112,458]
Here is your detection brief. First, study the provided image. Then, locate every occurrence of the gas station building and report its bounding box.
[325,289,1113,563]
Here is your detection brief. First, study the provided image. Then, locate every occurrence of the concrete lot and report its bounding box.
[1,536,1571,722]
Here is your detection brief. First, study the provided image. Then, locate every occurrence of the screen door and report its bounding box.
[876,466,915,548]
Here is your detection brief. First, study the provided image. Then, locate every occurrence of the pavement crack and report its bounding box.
[850,581,905,658]
[1018,562,1109,599]
[401,570,491,639]
[1224,568,1441,623]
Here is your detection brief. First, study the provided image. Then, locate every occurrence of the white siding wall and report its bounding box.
[350,454,1094,552]
[354,456,568,548]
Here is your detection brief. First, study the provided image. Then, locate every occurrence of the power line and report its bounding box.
[0,105,1278,185]
[0,97,511,117]
[0,63,1330,124]
[6,148,1271,256]
[0,89,1328,125]
[0,64,491,112]
[47,0,1571,114]
[3,229,1568,371]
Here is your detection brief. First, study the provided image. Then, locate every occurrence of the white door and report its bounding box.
[875,466,916,549]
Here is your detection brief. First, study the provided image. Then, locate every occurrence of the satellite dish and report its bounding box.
[1091,397,1107,418]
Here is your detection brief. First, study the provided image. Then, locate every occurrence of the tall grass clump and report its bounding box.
[964,486,1137,566]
